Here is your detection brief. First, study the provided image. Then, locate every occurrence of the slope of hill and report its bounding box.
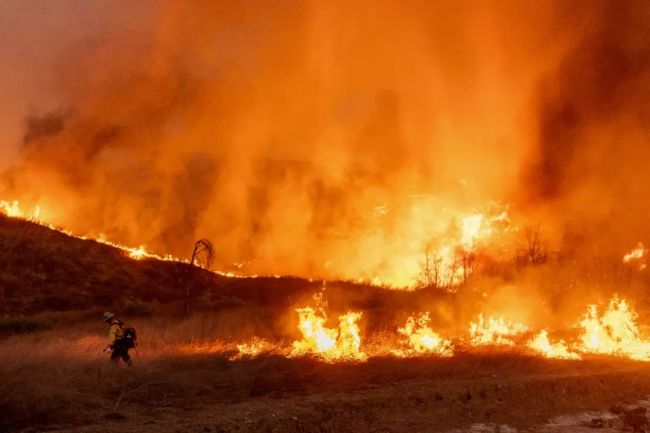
[0,214,454,322]
[0,215,321,315]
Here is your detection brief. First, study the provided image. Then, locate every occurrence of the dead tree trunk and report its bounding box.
[184,239,214,316]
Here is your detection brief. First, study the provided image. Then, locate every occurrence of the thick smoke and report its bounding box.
[522,1,650,251]
[1,1,648,286]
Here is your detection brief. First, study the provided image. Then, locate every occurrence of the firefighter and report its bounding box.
[103,312,133,366]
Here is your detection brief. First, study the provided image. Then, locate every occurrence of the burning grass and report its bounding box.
[0,197,514,289]
[4,321,650,433]
[204,293,650,364]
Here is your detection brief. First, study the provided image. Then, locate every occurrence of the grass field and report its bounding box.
[4,317,650,433]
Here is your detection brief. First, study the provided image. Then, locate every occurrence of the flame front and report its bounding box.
[527,330,580,360]
[577,297,650,361]
[8,197,650,364]
[231,338,277,360]
[469,314,527,347]
[394,313,453,357]
[623,243,647,270]
[0,199,207,267]
[290,307,365,362]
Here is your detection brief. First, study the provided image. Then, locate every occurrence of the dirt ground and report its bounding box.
[5,340,650,433]
[47,367,650,433]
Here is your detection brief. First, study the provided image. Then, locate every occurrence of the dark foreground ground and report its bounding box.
[4,332,650,433]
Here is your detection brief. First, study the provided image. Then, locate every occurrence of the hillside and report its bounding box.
[0,215,458,323]
[0,215,328,315]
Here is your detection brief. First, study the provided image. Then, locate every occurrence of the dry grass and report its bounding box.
[4,318,650,433]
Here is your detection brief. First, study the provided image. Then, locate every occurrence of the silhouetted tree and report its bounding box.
[516,224,548,266]
[184,239,214,316]
[416,246,444,290]
[457,248,477,288]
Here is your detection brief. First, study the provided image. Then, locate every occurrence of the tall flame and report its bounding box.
[460,214,483,250]
[290,306,365,362]
[623,243,647,270]
[577,297,650,361]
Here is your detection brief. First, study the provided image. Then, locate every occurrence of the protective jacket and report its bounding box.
[107,319,124,346]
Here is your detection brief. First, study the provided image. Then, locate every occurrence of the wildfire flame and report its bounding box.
[0,198,255,280]
[7,197,650,364]
[1,197,517,287]
[0,200,40,221]
[231,337,277,360]
[393,313,453,357]
[527,330,580,360]
[469,314,527,346]
[0,199,175,260]
[577,297,650,361]
[623,242,647,270]
[407,208,512,290]
[460,214,483,250]
[149,295,650,363]
[623,243,646,262]
[290,307,365,362]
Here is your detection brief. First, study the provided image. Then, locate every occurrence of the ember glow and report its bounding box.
[623,243,647,270]
[230,338,277,360]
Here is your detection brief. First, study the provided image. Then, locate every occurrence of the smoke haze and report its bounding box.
[1,0,648,286]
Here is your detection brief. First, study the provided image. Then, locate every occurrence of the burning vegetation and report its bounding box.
[1,1,648,289]
[1,2,649,430]
[4,194,650,364]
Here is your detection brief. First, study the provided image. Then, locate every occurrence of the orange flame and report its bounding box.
[0,200,40,221]
[290,304,365,362]
[469,314,527,346]
[230,337,277,360]
[527,330,580,360]
[393,313,453,357]
[0,198,257,280]
[577,297,650,361]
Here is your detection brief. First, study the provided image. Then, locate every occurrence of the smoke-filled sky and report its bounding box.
[0,0,648,286]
